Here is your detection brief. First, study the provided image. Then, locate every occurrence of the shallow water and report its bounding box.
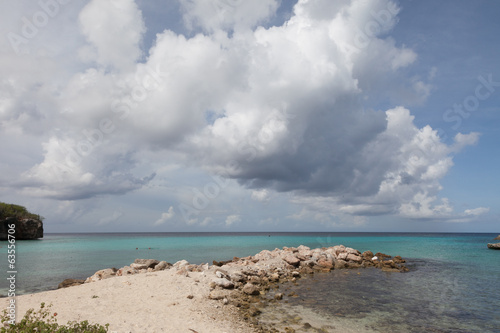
[1,232,499,331]
[258,259,500,332]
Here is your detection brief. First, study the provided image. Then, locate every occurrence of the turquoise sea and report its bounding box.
[1,232,499,332]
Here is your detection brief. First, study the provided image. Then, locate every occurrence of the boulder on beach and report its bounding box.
[213,278,234,289]
[85,268,118,283]
[153,261,171,271]
[134,258,160,268]
[487,243,500,250]
[58,278,85,289]
[242,283,260,295]
[283,255,300,266]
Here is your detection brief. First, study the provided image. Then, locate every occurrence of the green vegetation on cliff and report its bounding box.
[0,202,44,221]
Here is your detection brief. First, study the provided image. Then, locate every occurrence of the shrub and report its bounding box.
[0,202,44,221]
[1,303,109,333]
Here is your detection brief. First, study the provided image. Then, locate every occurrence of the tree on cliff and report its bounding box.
[0,202,44,221]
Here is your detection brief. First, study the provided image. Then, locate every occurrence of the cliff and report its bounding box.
[0,217,44,240]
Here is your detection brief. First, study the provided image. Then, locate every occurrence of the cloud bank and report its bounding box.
[0,0,487,225]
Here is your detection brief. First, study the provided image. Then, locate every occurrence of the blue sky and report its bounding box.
[0,0,498,232]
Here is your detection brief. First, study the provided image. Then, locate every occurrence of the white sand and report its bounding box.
[3,269,256,333]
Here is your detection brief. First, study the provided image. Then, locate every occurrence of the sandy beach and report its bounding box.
[4,268,256,333]
[3,245,407,332]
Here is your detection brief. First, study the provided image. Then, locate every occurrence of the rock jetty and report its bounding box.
[75,244,407,329]
[81,245,408,284]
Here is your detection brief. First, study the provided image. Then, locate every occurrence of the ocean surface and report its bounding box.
[1,232,499,332]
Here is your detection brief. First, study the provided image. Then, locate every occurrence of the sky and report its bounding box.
[0,0,499,233]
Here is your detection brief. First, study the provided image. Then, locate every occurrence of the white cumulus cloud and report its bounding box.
[154,206,175,226]
[0,0,488,227]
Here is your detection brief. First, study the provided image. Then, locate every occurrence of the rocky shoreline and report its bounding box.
[63,244,407,332]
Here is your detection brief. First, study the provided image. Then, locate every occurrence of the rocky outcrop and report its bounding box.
[82,259,172,284]
[58,278,85,289]
[493,235,500,240]
[487,243,500,250]
[0,217,43,240]
[85,268,118,283]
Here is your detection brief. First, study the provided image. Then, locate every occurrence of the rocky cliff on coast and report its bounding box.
[0,217,44,240]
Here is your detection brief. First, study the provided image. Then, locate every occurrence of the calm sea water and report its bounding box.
[1,232,499,332]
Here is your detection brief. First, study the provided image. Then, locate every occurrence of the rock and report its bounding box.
[300,266,314,275]
[0,217,43,240]
[487,243,500,250]
[274,293,283,300]
[335,259,348,269]
[213,259,232,266]
[85,268,117,283]
[133,259,159,268]
[254,250,274,260]
[331,245,346,255]
[153,261,171,271]
[230,271,246,283]
[242,283,260,295]
[372,256,379,261]
[215,268,230,276]
[393,255,406,263]
[346,262,361,269]
[283,255,300,266]
[248,276,262,285]
[117,266,137,276]
[130,263,149,270]
[297,245,312,257]
[173,260,189,269]
[301,260,315,268]
[494,235,500,240]
[346,253,363,263]
[345,247,360,255]
[213,278,234,289]
[295,254,307,261]
[375,252,391,260]
[362,250,374,259]
[269,273,280,282]
[58,278,85,289]
[337,252,348,260]
[317,258,334,270]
